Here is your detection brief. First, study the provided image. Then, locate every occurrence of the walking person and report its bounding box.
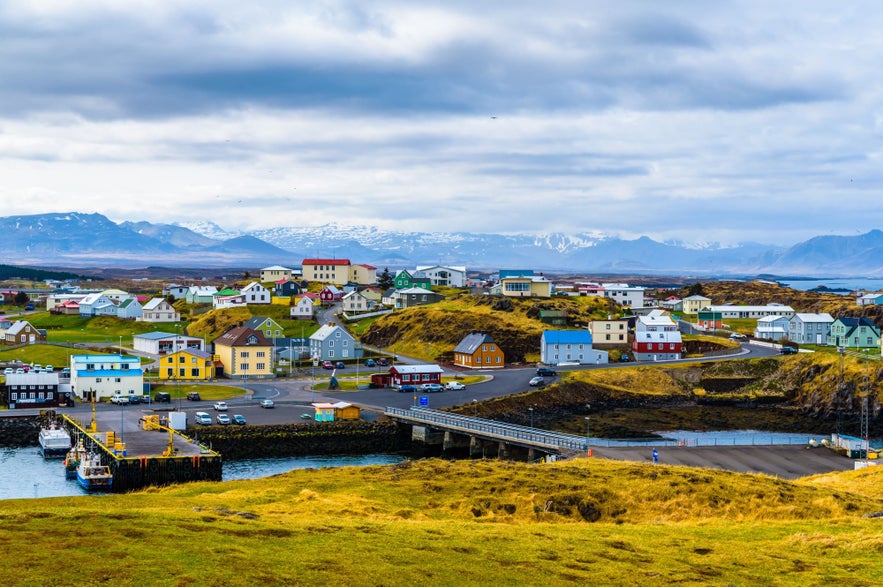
[652,448,659,464]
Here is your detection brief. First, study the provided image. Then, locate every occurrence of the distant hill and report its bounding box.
[1,212,882,275]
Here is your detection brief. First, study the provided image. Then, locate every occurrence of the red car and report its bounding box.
[322,361,334,369]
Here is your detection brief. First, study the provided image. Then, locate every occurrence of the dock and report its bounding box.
[61,409,222,492]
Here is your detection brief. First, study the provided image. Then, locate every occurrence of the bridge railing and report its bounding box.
[386,407,588,451]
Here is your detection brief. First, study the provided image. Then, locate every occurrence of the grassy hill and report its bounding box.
[680,280,867,317]
[1,458,881,585]
[360,292,619,363]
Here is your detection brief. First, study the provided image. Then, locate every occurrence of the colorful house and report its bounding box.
[211,326,275,379]
[290,296,316,320]
[319,285,343,303]
[3,320,46,345]
[302,258,352,285]
[453,331,505,369]
[309,324,362,361]
[829,317,881,349]
[141,298,181,323]
[158,348,216,381]
[241,282,271,304]
[589,319,629,345]
[387,364,444,387]
[311,402,337,422]
[260,265,294,282]
[540,330,608,365]
[69,354,144,402]
[274,279,301,297]
[500,275,552,298]
[244,316,285,342]
[681,295,712,314]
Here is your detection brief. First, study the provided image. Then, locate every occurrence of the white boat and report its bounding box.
[39,423,72,459]
[76,452,113,492]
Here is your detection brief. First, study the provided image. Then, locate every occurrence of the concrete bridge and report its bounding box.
[384,406,589,460]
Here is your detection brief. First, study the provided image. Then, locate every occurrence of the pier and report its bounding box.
[60,411,222,492]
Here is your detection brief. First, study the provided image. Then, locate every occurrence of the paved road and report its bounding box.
[590,444,856,479]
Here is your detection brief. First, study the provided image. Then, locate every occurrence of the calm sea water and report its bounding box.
[0,446,406,501]
[778,277,883,293]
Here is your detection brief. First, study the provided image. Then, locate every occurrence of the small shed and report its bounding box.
[311,402,336,422]
[332,401,361,420]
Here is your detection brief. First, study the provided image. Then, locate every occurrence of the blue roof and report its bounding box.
[542,330,593,344]
[71,354,139,363]
[134,331,178,340]
[75,369,143,376]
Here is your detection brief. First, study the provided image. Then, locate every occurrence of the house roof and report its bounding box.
[135,331,181,340]
[118,298,138,309]
[142,298,168,311]
[390,364,444,375]
[310,324,352,342]
[683,295,711,301]
[398,287,435,294]
[634,331,683,343]
[262,265,292,271]
[416,265,466,273]
[241,282,266,292]
[757,315,788,323]
[303,258,351,266]
[172,348,213,360]
[244,316,281,330]
[5,320,34,336]
[453,332,496,354]
[542,330,593,345]
[321,285,342,294]
[214,288,240,296]
[792,313,834,323]
[71,354,139,364]
[353,263,376,270]
[213,326,272,347]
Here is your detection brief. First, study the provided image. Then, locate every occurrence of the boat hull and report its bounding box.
[76,471,113,491]
[40,445,70,459]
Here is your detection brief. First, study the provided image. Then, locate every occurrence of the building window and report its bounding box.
[257,363,265,370]
[241,363,249,370]
[191,368,200,377]
[241,351,250,357]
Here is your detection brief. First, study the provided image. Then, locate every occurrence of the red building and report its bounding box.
[319,286,343,303]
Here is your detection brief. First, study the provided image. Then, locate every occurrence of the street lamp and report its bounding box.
[472,399,478,417]
[528,407,534,428]
[585,416,590,446]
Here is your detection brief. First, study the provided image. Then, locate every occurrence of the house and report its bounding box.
[788,313,834,345]
[602,283,646,308]
[241,282,271,304]
[453,331,505,369]
[212,288,246,309]
[319,285,343,303]
[54,300,80,315]
[311,402,337,422]
[100,289,130,302]
[273,337,310,364]
[632,311,682,361]
[589,319,630,345]
[244,316,285,342]
[133,331,205,355]
[309,324,363,361]
[260,265,294,282]
[69,354,144,402]
[697,309,723,330]
[157,348,216,381]
[290,296,316,320]
[361,287,383,303]
[212,326,275,379]
[577,282,605,297]
[78,293,114,317]
[754,315,790,341]
[302,258,352,285]
[857,292,883,306]
[540,330,608,365]
[186,285,218,304]
[3,371,70,409]
[141,298,181,323]
[274,279,301,297]
[381,288,397,307]
[829,317,881,349]
[538,310,568,326]
[342,290,374,314]
[415,265,467,288]
[163,284,190,300]
[660,296,682,311]
[681,295,712,314]
[116,297,143,320]
[394,270,415,290]
[395,287,444,309]
[387,364,444,387]
[3,320,46,345]
[349,264,377,286]
[706,304,795,319]
[500,275,552,298]
[45,292,88,311]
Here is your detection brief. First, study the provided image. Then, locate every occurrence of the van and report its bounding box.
[195,412,212,425]
[154,392,171,403]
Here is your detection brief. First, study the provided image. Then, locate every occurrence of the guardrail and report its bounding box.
[385,407,588,452]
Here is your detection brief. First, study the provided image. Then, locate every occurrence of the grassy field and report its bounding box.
[0,458,881,585]
[0,344,152,367]
[147,382,245,401]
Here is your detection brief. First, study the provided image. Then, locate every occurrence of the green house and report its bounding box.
[828,317,881,348]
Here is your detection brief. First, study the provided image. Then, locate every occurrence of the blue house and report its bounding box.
[540,330,608,365]
[829,317,881,349]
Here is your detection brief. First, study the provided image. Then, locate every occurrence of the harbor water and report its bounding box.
[0,446,406,500]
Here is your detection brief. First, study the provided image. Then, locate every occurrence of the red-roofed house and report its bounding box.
[302,258,352,285]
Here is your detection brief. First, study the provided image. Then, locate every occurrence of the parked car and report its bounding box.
[536,367,557,377]
[364,359,376,367]
[186,392,201,401]
[335,361,346,369]
[398,384,418,394]
[61,367,71,377]
[322,361,334,369]
[300,413,312,420]
[154,392,171,403]
[260,399,275,408]
[3,368,12,375]
[127,395,141,404]
[618,354,631,363]
[421,383,444,393]
[780,346,798,355]
[377,358,389,366]
[110,395,129,405]
[213,401,228,411]
[24,303,34,311]
[729,333,747,341]
[216,414,231,425]
[529,376,545,387]
[195,412,212,425]
[232,414,246,425]
[44,365,53,372]
[15,368,24,374]
[444,381,465,391]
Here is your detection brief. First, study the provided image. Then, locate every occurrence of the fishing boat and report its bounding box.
[63,438,85,480]
[76,452,113,492]
[38,423,72,459]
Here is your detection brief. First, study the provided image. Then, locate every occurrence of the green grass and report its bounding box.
[0,344,152,367]
[0,459,881,585]
[147,382,245,401]
[28,312,187,343]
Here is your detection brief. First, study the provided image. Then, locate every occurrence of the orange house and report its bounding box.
[453,331,505,369]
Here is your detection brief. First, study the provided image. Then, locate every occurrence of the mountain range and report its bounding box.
[2,212,882,277]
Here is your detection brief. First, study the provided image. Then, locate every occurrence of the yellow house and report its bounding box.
[212,326,275,379]
[682,295,712,314]
[501,276,552,298]
[589,319,630,345]
[260,265,293,282]
[158,348,216,381]
[302,258,351,285]
[349,264,377,286]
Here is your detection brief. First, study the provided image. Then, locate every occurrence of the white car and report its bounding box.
[110,395,129,405]
[3,368,12,375]
[213,401,228,411]
[444,381,466,391]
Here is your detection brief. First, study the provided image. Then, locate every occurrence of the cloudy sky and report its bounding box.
[1,1,881,246]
